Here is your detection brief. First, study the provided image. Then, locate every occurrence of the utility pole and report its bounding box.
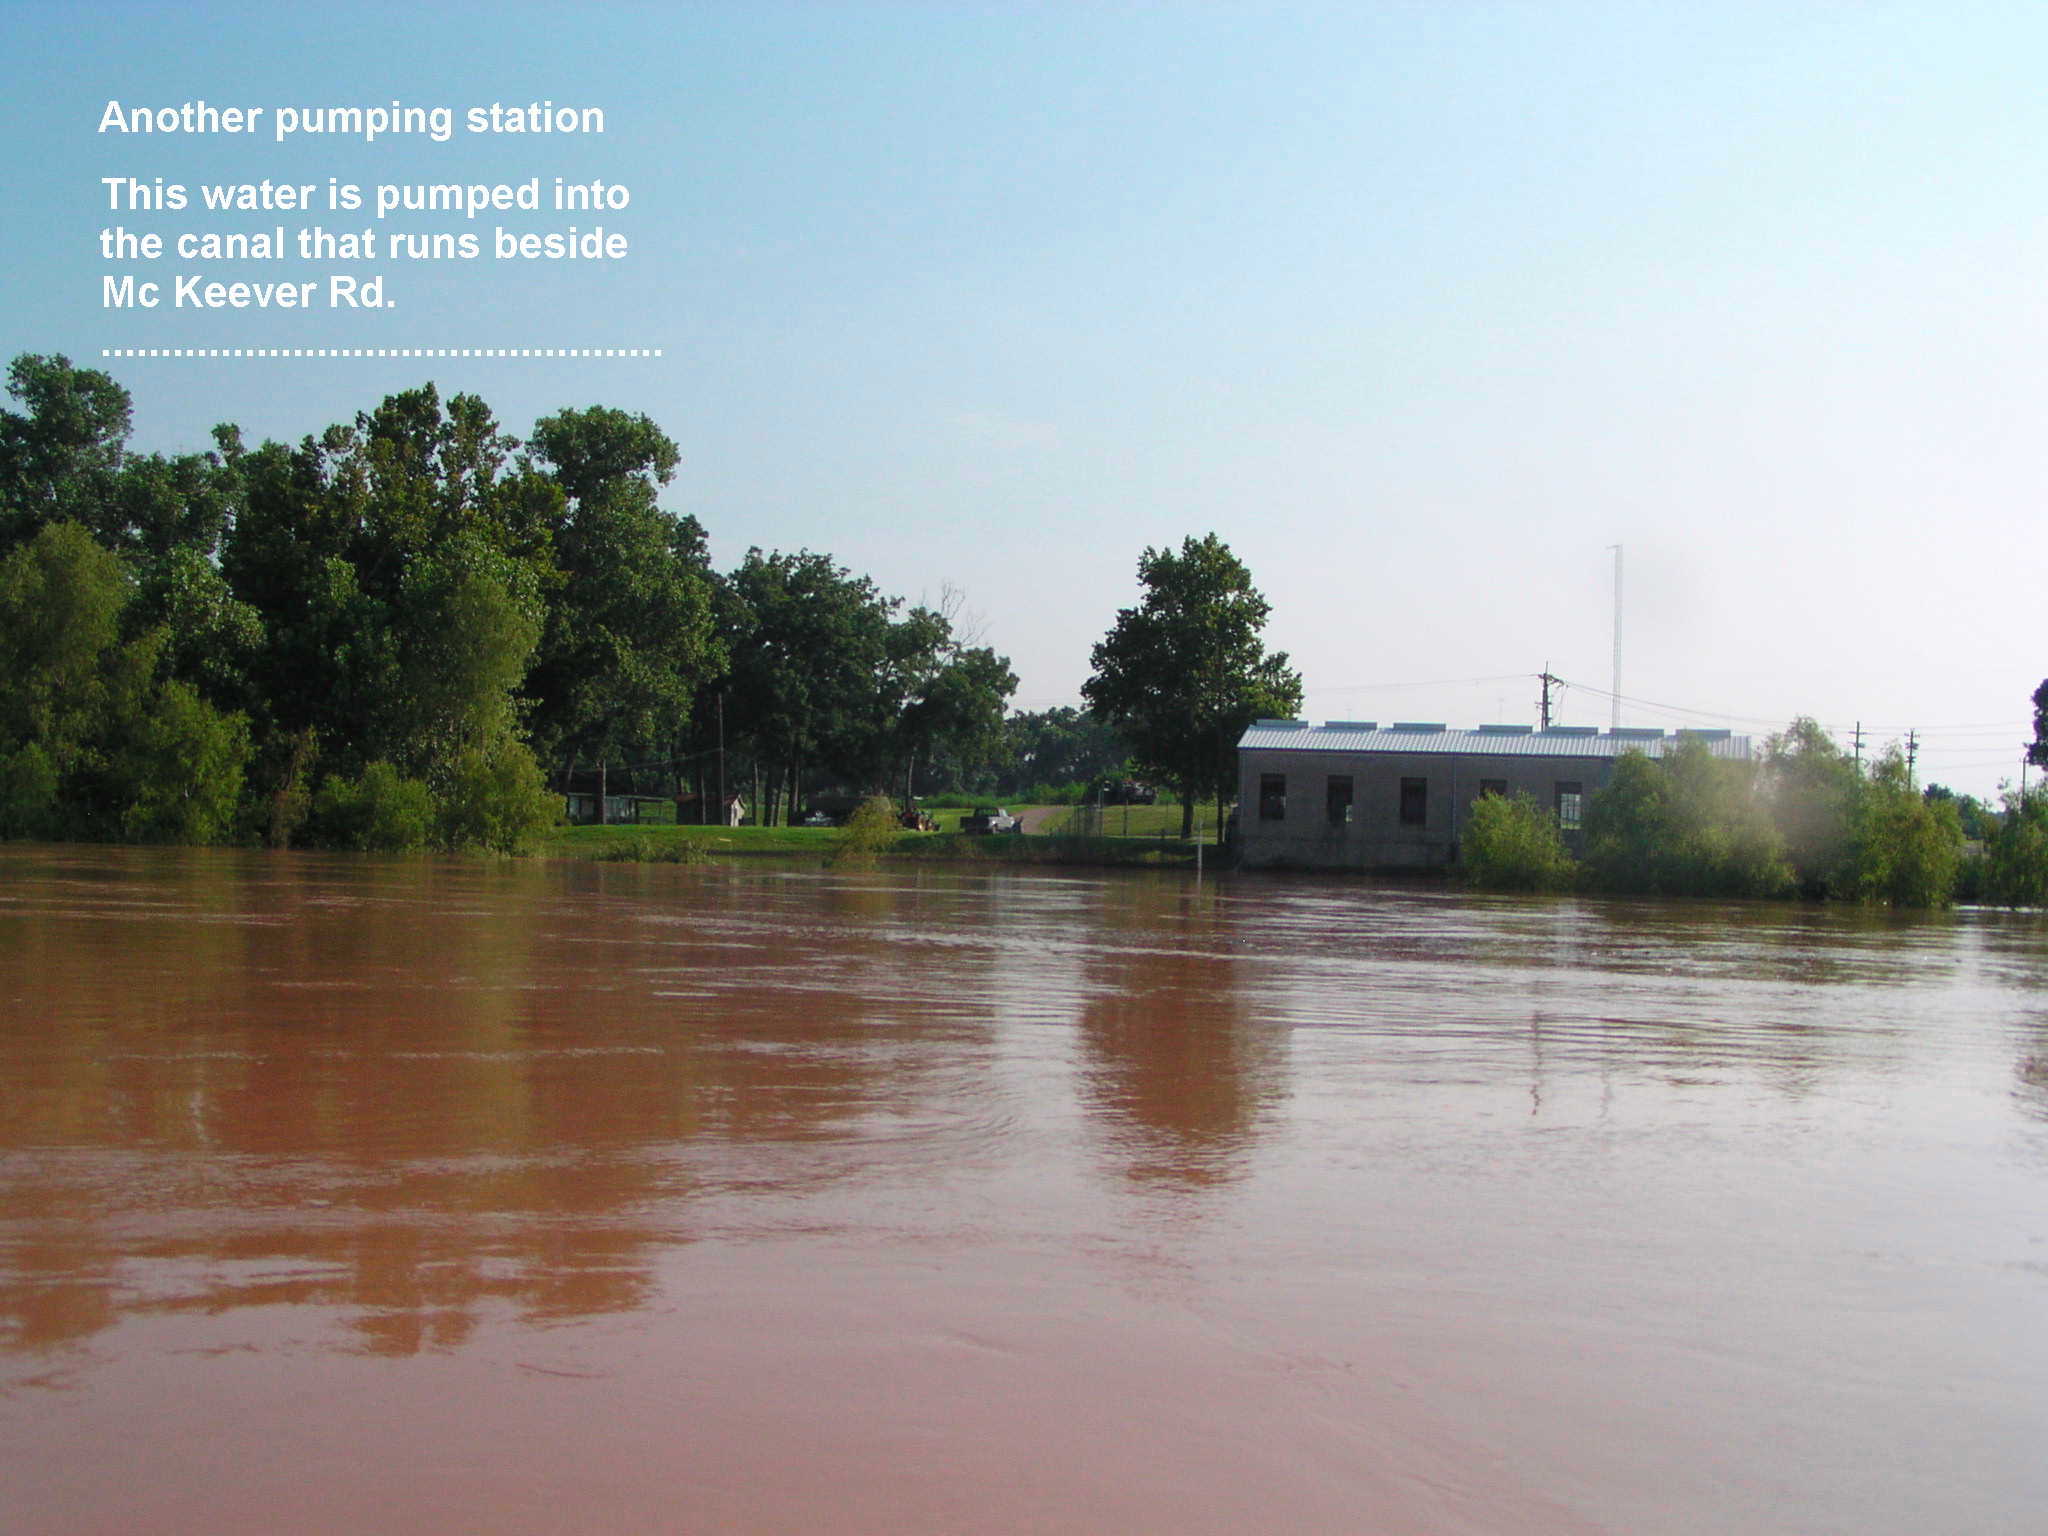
[1608,544,1622,731]
[1537,666,1560,730]
[1852,721,1864,776]
[1905,730,1918,787]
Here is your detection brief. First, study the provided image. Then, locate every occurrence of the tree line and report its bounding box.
[0,354,1024,850]
[67,340,1999,905]
[1464,713,2048,908]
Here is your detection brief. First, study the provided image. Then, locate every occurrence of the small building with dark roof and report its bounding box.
[1234,720,1753,872]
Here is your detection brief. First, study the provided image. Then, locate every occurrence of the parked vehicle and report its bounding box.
[961,807,1021,835]
[798,793,864,828]
[899,803,938,831]
[1097,779,1157,805]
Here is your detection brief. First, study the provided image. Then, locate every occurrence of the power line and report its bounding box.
[1548,675,1795,729]
[1312,672,1532,694]
[1552,675,2027,743]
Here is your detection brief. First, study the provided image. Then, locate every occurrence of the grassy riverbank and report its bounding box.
[549,820,1207,868]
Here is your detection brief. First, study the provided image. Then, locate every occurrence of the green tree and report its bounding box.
[0,743,59,839]
[1461,790,1576,891]
[0,355,133,550]
[719,549,898,822]
[223,385,561,840]
[111,678,252,844]
[1583,742,1791,897]
[1923,783,1996,843]
[136,543,264,716]
[1083,534,1303,838]
[1579,750,1666,891]
[524,406,720,806]
[831,793,903,867]
[1762,717,1862,896]
[526,404,678,504]
[884,595,1017,800]
[102,427,244,562]
[2029,679,2048,773]
[436,736,561,853]
[0,522,251,843]
[0,354,246,563]
[1849,748,1962,907]
[0,521,131,764]
[1986,790,2048,906]
[997,707,1129,797]
[392,533,544,775]
[309,762,436,852]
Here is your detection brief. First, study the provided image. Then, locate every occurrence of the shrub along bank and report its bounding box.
[1459,729,1972,908]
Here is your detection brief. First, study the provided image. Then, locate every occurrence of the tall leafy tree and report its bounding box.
[893,631,1018,800]
[524,407,720,806]
[1762,717,1862,897]
[1581,742,1790,896]
[2029,679,2048,772]
[1084,534,1302,837]
[1987,789,2048,906]
[1851,748,1963,907]
[997,707,1130,796]
[1923,783,1995,843]
[0,355,133,550]
[223,385,560,841]
[0,521,131,764]
[0,521,250,842]
[720,549,897,820]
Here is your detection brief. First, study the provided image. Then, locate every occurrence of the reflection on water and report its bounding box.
[3,847,2048,1534]
[1073,878,1281,1190]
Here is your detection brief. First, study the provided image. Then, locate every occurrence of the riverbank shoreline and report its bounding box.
[549,822,1213,869]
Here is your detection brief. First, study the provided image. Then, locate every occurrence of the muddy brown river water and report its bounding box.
[3,844,2047,1533]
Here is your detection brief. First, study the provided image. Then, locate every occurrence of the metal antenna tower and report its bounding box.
[1608,544,1622,731]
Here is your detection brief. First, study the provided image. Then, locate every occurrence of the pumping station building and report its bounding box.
[1234,720,1754,872]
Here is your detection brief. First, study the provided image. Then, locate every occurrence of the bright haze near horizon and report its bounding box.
[4,3,2040,799]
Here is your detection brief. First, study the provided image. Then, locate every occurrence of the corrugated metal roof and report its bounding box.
[1238,722,1753,760]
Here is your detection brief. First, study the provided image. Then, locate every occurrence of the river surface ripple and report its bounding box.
[3,844,2046,1533]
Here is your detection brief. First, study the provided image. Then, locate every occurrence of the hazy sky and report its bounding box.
[5,3,2043,796]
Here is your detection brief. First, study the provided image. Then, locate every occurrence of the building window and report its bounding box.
[1259,773,1287,821]
[1555,780,1583,830]
[1326,775,1353,826]
[1400,777,1428,827]
[1478,778,1508,799]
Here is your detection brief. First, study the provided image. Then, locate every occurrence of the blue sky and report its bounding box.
[5,2,2044,795]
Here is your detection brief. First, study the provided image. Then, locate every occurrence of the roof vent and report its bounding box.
[1475,724,1534,736]
[1322,720,1378,730]
[1539,725,1599,737]
[1255,718,1310,729]
[1610,727,1665,739]
[1389,722,1447,733]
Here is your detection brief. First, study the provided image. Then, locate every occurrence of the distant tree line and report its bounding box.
[1464,711,2048,909]
[0,354,1023,850]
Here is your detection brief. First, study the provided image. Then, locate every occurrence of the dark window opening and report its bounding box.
[1326,775,1353,826]
[1555,780,1583,830]
[1259,773,1287,821]
[1400,777,1428,827]
[1479,778,1508,799]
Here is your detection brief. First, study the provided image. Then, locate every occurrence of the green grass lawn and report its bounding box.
[546,806,1211,866]
[550,822,842,859]
[1036,801,1227,843]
